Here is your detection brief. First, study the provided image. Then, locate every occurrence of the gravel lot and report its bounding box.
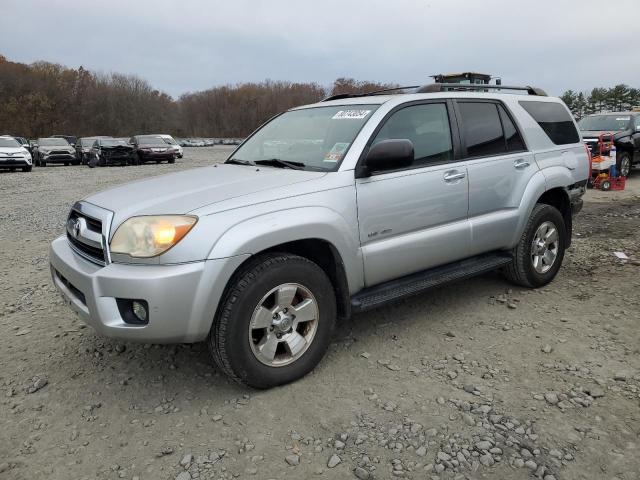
[1,147,639,480]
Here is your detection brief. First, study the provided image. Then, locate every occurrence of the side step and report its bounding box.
[350,252,513,313]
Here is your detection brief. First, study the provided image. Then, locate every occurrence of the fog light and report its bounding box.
[132,301,147,322]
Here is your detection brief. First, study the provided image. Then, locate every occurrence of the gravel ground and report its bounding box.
[1,147,639,480]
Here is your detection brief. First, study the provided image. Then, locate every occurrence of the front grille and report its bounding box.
[66,207,107,265]
[50,150,72,155]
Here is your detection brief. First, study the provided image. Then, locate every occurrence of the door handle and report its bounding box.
[443,171,466,182]
[514,159,530,169]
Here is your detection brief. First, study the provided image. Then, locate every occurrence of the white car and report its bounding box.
[154,134,183,158]
[0,135,32,172]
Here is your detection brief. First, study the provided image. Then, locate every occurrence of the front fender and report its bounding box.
[208,207,364,294]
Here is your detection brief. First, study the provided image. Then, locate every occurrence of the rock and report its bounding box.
[285,454,300,466]
[0,463,9,474]
[327,454,341,468]
[445,331,456,337]
[416,446,427,457]
[175,472,191,480]
[463,414,475,426]
[613,372,627,382]
[360,352,370,359]
[180,454,192,467]
[475,441,492,451]
[334,440,345,449]
[588,387,605,398]
[386,364,401,371]
[544,392,559,405]
[26,377,48,394]
[541,344,553,353]
[507,302,517,309]
[463,384,475,394]
[212,414,223,421]
[447,371,458,380]
[437,451,451,462]
[114,344,126,353]
[354,466,370,479]
[524,460,537,470]
[479,454,494,466]
[453,353,465,362]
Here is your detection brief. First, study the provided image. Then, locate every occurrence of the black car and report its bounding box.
[33,137,78,166]
[88,138,134,167]
[578,112,640,177]
[76,136,111,164]
[129,135,176,164]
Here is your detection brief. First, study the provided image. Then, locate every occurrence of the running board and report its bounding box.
[350,252,513,313]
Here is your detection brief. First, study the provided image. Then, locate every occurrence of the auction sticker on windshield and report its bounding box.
[324,142,350,162]
[332,110,371,120]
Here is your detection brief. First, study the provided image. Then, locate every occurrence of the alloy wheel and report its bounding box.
[530,221,559,274]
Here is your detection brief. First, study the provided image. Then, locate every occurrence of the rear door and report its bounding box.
[355,101,471,286]
[455,100,537,255]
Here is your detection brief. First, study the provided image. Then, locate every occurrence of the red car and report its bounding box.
[129,135,176,165]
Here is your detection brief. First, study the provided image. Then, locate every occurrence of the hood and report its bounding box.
[85,164,326,227]
[40,145,74,152]
[581,129,626,139]
[0,147,29,155]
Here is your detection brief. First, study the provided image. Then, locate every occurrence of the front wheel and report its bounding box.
[504,204,566,288]
[617,151,632,178]
[22,165,32,172]
[209,253,336,389]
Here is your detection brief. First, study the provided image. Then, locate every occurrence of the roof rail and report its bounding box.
[321,85,420,102]
[416,83,547,96]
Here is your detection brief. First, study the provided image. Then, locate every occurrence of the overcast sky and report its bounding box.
[2,0,639,99]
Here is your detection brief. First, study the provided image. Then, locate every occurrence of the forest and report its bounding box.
[0,54,636,139]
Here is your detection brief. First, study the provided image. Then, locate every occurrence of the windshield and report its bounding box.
[38,138,70,146]
[0,137,20,147]
[101,139,127,147]
[578,114,631,131]
[80,137,98,146]
[228,105,379,171]
[137,135,165,145]
[162,137,177,145]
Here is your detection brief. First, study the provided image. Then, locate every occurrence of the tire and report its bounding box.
[601,180,611,191]
[64,162,69,166]
[209,253,336,389]
[504,204,566,288]
[617,151,632,178]
[168,157,175,164]
[22,165,32,172]
[41,160,46,167]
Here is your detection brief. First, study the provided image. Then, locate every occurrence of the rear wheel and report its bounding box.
[617,151,632,178]
[22,165,32,172]
[504,204,566,288]
[209,253,336,389]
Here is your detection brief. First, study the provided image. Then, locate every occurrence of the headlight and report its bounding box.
[110,215,198,258]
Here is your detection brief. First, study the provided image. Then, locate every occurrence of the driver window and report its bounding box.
[372,103,453,167]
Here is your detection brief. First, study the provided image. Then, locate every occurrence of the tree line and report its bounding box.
[0,55,397,139]
[561,85,640,119]
[3,54,637,138]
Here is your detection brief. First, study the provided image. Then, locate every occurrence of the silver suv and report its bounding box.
[50,83,589,388]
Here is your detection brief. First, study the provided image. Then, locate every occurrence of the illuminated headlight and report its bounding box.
[110,215,198,258]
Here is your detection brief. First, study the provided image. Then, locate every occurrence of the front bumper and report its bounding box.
[43,154,76,163]
[0,158,30,168]
[139,151,175,161]
[49,236,248,343]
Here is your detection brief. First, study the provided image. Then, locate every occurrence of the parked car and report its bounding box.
[129,135,176,164]
[76,137,111,164]
[33,137,77,166]
[153,134,183,158]
[0,135,33,172]
[88,138,134,167]
[578,111,640,177]
[50,83,588,388]
[51,135,77,148]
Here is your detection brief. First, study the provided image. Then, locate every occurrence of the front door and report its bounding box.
[356,102,470,287]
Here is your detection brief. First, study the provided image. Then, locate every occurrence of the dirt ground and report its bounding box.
[1,147,639,480]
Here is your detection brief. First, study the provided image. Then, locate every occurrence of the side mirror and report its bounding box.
[358,139,414,177]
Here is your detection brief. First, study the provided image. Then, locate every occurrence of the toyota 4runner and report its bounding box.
[50,83,589,388]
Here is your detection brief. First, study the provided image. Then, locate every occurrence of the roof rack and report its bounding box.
[321,85,420,102]
[415,83,547,96]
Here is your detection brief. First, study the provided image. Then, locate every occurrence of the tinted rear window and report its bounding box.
[458,102,505,157]
[519,101,579,145]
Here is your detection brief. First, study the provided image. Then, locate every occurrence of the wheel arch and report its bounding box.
[536,187,572,246]
[220,238,352,321]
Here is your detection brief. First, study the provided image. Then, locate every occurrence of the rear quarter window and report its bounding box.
[519,101,580,145]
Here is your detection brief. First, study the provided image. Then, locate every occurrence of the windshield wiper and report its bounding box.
[253,158,305,170]
[226,158,256,166]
